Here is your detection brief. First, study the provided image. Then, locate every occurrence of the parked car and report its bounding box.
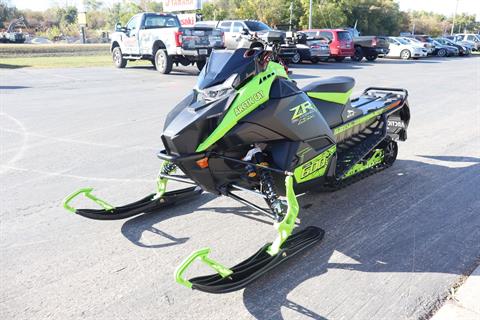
[386,37,427,59]
[454,33,480,51]
[110,13,224,74]
[195,19,297,61]
[405,35,436,54]
[435,38,470,56]
[444,35,475,52]
[344,28,389,62]
[431,39,459,57]
[293,33,330,63]
[300,29,354,62]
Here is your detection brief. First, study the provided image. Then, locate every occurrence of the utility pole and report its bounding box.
[308,0,313,29]
[450,0,459,35]
[289,1,293,31]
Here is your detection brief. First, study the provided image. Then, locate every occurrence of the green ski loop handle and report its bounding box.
[267,175,299,256]
[63,188,115,213]
[175,248,233,289]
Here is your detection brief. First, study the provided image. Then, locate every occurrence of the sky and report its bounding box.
[10,0,480,19]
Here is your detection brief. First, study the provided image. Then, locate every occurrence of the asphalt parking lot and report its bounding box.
[1,56,479,320]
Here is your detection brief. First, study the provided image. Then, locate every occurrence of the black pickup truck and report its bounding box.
[345,28,389,62]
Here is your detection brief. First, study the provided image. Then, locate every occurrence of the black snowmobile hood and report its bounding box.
[196,48,262,90]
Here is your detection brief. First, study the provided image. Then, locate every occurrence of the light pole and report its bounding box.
[308,0,312,29]
[289,1,293,31]
[450,0,459,35]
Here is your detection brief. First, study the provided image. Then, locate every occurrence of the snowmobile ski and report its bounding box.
[177,226,324,294]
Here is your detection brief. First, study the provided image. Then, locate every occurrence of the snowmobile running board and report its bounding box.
[176,226,324,294]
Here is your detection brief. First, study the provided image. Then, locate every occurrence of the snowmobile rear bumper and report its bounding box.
[175,226,324,294]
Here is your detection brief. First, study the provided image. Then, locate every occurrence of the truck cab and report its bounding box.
[110,13,224,74]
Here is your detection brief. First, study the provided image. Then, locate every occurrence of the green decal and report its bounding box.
[333,108,385,135]
[290,101,315,120]
[267,176,299,255]
[307,88,353,105]
[294,145,336,183]
[196,62,287,152]
[343,149,384,178]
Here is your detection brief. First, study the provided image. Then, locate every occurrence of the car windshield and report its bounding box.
[337,31,352,41]
[245,21,271,31]
[432,40,442,46]
[396,38,408,44]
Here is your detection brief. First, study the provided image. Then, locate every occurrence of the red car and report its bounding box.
[301,28,354,62]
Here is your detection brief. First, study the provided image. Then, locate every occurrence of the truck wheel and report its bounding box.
[400,49,411,60]
[155,49,172,74]
[351,47,363,62]
[112,47,127,68]
[291,52,301,64]
[196,60,206,71]
[334,57,345,62]
[365,54,378,61]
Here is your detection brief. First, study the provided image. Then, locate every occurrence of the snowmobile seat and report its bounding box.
[302,76,355,95]
[303,77,360,129]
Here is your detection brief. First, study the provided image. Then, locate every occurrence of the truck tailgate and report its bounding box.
[375,36,389,48]
[179,27,224,50]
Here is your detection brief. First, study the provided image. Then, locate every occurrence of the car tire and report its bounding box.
[196,59,206,71]
[437,49,447,57]
[365,54,377,61]
[310,57,319,64]
[334,57,345,62]
[155,49,173,74]
[400,49,411,60]
[291,52,301,64]
[112,47,127,68]
[351,47,363,62]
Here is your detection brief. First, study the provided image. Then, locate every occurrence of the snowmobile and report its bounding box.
[63,30,410,294]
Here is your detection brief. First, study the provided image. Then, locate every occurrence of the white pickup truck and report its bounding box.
[111,12,224,74]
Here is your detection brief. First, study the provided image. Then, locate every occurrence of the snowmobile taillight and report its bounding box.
[196,157,209,169]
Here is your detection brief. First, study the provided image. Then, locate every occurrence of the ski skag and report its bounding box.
[63,30,409,293]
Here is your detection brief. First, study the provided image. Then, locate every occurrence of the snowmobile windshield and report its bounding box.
[196,48,261,90]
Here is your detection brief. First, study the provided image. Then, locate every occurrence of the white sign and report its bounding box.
[163,0,201,12]
[177,13,197,26]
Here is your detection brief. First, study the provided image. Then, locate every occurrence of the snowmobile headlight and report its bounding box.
[197,73,238,103]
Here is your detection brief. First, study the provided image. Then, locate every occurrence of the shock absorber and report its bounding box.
[256,155,286,221]
[161,162,177,175]
[242,147,286,220]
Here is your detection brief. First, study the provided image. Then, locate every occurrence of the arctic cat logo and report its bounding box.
[234,91,264,116]
[290,101,316,125]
